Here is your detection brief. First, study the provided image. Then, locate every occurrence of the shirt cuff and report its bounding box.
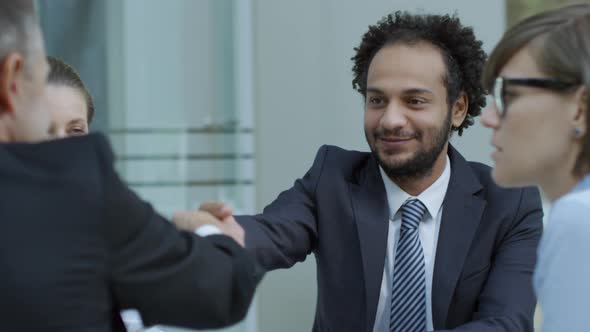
[195,224,222,237]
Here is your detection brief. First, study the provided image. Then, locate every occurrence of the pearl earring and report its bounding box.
[574,127,584,138]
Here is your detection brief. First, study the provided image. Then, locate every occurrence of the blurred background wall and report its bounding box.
[35,0,588,331]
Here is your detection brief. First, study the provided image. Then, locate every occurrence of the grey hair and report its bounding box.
[0,0,39,74]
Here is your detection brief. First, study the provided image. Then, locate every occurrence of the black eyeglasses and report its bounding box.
[492,77,579,117]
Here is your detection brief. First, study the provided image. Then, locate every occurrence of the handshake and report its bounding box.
[173,202,245,247]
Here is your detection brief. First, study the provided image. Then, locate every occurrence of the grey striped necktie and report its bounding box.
[390,199,427,332]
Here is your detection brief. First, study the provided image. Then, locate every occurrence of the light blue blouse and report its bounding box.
[534,175,590,332]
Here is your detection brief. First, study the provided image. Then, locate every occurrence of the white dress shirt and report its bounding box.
[372,156,451,332]
[195,224,222,237]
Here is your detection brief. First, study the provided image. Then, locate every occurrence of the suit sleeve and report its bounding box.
[437,186,543,332]
[96,137,263,329]
[236,146,328,270]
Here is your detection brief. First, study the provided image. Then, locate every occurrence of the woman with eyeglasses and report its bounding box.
[481,4,590,331]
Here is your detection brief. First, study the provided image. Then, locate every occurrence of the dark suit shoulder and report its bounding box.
[320,145,370,162]
[447,147,542,227]
[464,160,542,237]
[467,160,539,200]
[317,145,372,182]
[0,134,116,193]
[56,133,115,169]
[88,132,115,162]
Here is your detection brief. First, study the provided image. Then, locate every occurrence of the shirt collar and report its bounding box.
[379,155,451,220]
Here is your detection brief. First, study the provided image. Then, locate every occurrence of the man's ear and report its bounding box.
[0,53,25,115]
[451,91,469,129]
[0,114,16,141]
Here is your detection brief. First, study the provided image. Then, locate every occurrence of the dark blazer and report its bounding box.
[0,134,262,332]
[237,145,543,332]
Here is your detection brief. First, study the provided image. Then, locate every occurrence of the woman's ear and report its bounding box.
[572,87,587,137]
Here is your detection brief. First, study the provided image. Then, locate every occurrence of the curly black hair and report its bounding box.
[351,11,487,135]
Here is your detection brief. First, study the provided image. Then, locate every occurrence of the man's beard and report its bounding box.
[367,110,452,183]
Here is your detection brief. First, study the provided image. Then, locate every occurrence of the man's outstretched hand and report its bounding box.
[173,201,244,247]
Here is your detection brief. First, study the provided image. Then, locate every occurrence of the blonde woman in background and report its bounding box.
[45,56,157,332]
[45,56,94,138]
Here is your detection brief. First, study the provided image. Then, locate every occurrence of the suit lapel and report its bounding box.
[431,146,486,329]
[349,156,389,332]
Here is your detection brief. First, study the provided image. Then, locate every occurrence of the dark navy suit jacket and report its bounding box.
[238,145,543,331]
[0,134,262,332]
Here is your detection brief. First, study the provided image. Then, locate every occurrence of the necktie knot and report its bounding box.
[400,199,426,231]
